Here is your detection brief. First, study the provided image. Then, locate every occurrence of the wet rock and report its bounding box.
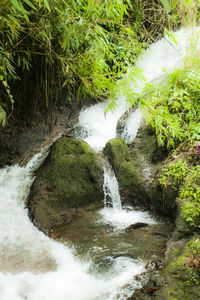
[116,106,138,137]
[28,137,104,233]
[104,123,177,219]
[125,222,149,232]
[0,105,79,168]
[104,137,150,208]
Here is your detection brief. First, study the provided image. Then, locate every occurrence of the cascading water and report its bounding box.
[0,149,146,300]
[103,163,122,210]
[74,26,200,231]
[121,108,143,144]
[74,27,200,151]
[0,27,200,300]
[101,161,156,230]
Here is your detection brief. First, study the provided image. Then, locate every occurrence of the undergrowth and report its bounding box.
[137,42,200,230]
[1,0,196,125]
[141,60,200,149]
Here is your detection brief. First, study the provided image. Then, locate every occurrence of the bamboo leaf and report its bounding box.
[10,0,27,13]
[23,0,37,10]
[43,0,50,11]
[160,0,171,13]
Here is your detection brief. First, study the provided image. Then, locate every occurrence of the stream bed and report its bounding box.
[51,207,172,263]
[0,27,199,300]
[50,205,172,299]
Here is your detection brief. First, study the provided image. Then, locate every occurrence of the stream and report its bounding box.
[0,27,199,300]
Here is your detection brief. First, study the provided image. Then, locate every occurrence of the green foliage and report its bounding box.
[159,159,200,229]
[1,0,199,125]
[105,66,145,113]
[141,57,200,149]
[180,166,200,228]
[0,0,145,124]
[0,105,6,127]
[160,0,172,13]
[159,160,189,189]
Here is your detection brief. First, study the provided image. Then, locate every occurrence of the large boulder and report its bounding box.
[28,137,104,233]
[104,123,177,217]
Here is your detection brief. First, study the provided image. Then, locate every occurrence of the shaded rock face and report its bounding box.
[104,123,177,218]
[0,105,79,168]
[28,137,104,233]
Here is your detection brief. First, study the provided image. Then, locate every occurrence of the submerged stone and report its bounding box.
[28,137,104,233]
[125,222,149,232]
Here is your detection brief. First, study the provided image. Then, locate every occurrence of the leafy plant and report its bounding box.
[0,0,145,124]
[140,56,200,149]
[159,160,189,189]
[160,0,172,13]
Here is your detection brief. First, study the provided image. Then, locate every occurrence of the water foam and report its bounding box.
[99,207,157,231]
[0,151,146,300]
[75,27,200,151]
[1,26,200,300]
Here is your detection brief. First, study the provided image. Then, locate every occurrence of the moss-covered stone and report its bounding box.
[174,170,200,239]
[153,237,200,300]
[28,137,104,233]
[104,137,149,207]
[104,123,177,217]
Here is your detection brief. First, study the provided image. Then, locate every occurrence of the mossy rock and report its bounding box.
[104,137,149,207]
[28,137,104,233]
[103,128,176,217]
[153,236,200,300]
[174,170,200,239]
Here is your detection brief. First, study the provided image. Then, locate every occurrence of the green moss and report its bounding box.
[153,236,200,300]
[104,138,144,200]
[29,137,104,232]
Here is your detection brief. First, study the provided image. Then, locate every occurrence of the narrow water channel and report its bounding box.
[0,27,199,300]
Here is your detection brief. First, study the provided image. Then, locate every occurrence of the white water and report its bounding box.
[121,108,143,144]
[1,27,200,300]
[0,150,146,300]
[103,163,122,210]
[99,208,157,230]
[101,162,156,230]
[75,27,200,151]
[75,26,200,234]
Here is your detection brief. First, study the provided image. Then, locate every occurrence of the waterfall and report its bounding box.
[101,161,156,230]
[100,164,156,230]
[74,27,200,151]
[121,108,143,144]
[0,27,200,300]
[103,163,122,210]
[75,26,200,231]
[0,149,146,300]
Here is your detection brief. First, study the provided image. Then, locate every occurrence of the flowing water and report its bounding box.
[75,27,200,151]
[0,27,199,300]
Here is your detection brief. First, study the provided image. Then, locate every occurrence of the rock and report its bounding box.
[153,236,200,300]
[104,122,177,219]
[116,106,137,137]
[104,137,150,207]
[173,169,200,239]
[125,222,149,232]
[28,137,104,233]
